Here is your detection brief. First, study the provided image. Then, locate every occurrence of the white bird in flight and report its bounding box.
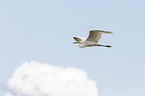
[73,30,113,48]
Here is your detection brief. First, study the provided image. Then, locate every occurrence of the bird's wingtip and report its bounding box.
[90,30,113,34]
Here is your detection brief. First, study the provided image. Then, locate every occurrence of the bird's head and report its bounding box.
[73,41,84,44]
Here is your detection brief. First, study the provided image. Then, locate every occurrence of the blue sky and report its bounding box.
[0,0,145,96]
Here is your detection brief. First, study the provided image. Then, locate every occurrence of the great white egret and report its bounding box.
[73,30,113,48]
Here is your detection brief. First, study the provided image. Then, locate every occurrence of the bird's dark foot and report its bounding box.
[106,45,111,48]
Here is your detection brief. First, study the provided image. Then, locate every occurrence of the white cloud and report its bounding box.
[4,61,98,96]
[3,92,14,96]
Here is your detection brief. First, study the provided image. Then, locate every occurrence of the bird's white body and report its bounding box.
[73,30,112,48]
[79,40,98,48]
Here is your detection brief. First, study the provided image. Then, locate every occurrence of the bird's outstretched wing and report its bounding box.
[73,36,86,42]
[86,30,112,43]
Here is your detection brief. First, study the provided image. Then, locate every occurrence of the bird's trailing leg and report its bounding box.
[97,44,111,48]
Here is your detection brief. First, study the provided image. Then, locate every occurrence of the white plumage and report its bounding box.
[73,30,113,48]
